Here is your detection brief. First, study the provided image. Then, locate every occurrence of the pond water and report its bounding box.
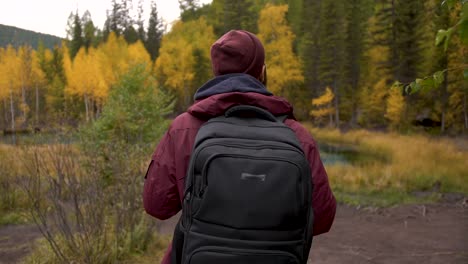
[318,143,387,166]
[0,133,75,145]
[1,133,382,166]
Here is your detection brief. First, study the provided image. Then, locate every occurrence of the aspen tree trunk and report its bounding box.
[464,92,467,131]
[440,71,448,133]
[9,83,16,144]
[3,98,8,128]
[91,97,95,121]
[333,79,340,128]
[35,83,39,127]
[22,81,26,117]
[84,95,89,122]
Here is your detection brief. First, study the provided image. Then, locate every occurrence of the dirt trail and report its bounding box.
[0,224,41,264]
[1,201,467,264]
[308,202,468,264]
[157,202,468,264]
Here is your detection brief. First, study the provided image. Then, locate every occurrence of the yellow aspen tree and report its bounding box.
[310,87,335,126]
[359,13,391,127]
[39,47,55,115]
[127,40,151,71]
[66,47,106,122]
[0,48,8,101]
[30,49,46,126]
[445,3,468,132]
[62,45,73,85]
[359,78,389,127]
[98,32,129,89]
[17,45,34,126]
[86,48,108,103]
[155,18,215,111]
[0,48,9,127]
[0,46,21,135]
[258,4,303,96]
[156,31,194,107]
[385,86,405,130]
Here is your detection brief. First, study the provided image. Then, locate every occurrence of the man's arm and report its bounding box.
[143,130,181,220]
[285,120,336,235]
[304,142,336,235]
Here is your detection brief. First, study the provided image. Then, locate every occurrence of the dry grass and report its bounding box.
[306,126,468,202]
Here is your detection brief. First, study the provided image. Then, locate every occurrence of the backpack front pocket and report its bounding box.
[194,154,304,230]
[186,246,300,264]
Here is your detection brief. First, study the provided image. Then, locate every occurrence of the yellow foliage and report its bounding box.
[98,32,130,88]
[66,47,107,100]
[359,78,389,125]
[258,4,303,95]
[17,46,34,89]
[0,47,7,99]
[310,87,335,120]
[312,86,334,106]
[385,87,405,128]
[0,46,21,98]
[30,49,46,85]
[155,18,215,108]
[127,41,151,69]
[306,126,468,194]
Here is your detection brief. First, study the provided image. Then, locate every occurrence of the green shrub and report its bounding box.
[23,65,174,263]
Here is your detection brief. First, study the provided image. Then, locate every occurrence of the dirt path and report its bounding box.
[0,224,41,264]
[158,201,468,264]
[1,201,467,263]
[308,202,468,264]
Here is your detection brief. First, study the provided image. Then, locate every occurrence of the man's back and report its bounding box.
[143,30,336,264]
[144,78,336,263]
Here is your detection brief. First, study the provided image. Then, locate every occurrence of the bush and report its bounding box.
[22,65,174,263]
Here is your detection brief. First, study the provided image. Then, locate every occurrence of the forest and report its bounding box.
[0,0,467,263]
[0,0,466,135]
[0,24,62,50]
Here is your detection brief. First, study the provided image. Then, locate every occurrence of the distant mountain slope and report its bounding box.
[0,24,63,50]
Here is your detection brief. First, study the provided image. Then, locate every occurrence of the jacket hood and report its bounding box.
[188,74,294,119]
[194,73,272,100]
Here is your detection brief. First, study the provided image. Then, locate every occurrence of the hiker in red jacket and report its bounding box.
[144,29,336,264]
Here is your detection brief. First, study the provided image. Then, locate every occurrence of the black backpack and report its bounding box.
[171,105,314,264]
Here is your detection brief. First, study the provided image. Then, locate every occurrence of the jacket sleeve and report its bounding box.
[286,120,336,236]
[304,141,337,235]
[143,129,181,220]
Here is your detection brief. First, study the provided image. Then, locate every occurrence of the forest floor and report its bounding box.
[1,198,467,264]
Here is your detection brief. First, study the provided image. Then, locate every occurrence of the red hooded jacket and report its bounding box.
[143,74,336,263]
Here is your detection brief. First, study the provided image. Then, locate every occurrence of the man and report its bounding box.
[144,30,336,264]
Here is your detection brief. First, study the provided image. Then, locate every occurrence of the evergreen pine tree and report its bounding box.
[136,0,146,42]
[65,12,75,40]
[317,0,346,126]
[82,10,96,51]
[223,0,257,33]
[300,0,321,98]
[70,12,83,60]
[145,0,164,61]
[394,0,427,83]
[179,0,199,21]
[342,0,373,125]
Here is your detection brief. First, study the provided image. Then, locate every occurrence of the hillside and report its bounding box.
[0,24,63,50]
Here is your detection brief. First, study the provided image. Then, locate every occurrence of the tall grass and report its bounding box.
[17,66,172,263]
[0,143,35,224]
[1,139,170,264]
[307,126,468,205]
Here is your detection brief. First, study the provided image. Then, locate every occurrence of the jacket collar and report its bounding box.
[193,73,272,100]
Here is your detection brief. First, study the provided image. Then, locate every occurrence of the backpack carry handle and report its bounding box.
[225,105,277,122]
